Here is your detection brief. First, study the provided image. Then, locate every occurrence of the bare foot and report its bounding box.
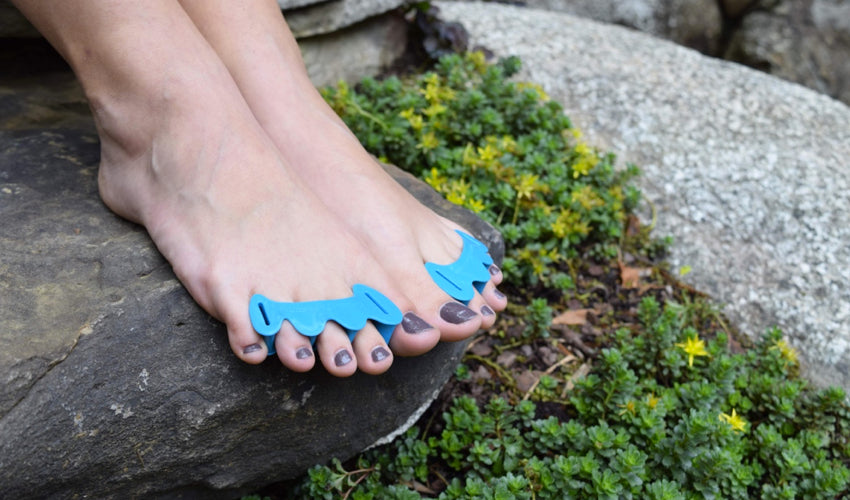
[179,0,508,356]
[19,0,445,375]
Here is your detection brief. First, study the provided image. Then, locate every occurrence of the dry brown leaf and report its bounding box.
[618,260,642,288]
[553,308,590,326]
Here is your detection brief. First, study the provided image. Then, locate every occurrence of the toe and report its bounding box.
[468,293,498,329]
[435,300,483,342]
[480,281,508,312]
[314,322,358,377]
[390,311,440,357]
[488,263,504,286]
[274,322,316,372]
[351,324,394,375]
[221,304,269,364]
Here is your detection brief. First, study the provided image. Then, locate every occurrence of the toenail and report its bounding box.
[402,312,434,334]
[296,347,313,360]
[481,305,495,316]
[440,302,478,324]
[489,264,501,276]
[371,346,390,363]
[243,343,263,355]
[493,289,506,300]
[334,349,353,367]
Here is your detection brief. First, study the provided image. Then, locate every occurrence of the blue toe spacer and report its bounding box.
[425,230,494,305]
[249,284,402,355]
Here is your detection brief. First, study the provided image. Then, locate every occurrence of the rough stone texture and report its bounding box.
[300,10,409,89]
[0,47,502,498]
[282,0,407,39]
[437,2,850,390]
[725,0,850,106]
[520,0,723,54]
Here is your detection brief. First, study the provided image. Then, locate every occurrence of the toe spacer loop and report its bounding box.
[250,284,402,356]
[425,230,494,304]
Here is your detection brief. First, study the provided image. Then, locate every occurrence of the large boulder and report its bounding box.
[437,1,850,391]
[0,44,502,498]
[725,0,850,106]
[520,0,724,55]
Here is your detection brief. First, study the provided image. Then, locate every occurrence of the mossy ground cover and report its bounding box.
[251,53,850,499]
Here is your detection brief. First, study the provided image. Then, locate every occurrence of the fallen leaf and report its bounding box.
[553,309,590,326]
[618,260,642,288]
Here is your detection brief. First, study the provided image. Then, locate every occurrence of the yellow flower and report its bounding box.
[719,409,747,433]
[618,400,637,417]
[515,173,540,201]
[676,334,709,367]
[646,393,660,409]
[466,198,486,213]
[469,51,487,72]
[423,103,447,117]
[418,131,439,150]
[571,142,598,178]
[477,143,500,163]
[424,168,448,191]
[571,186,604,210]
[770,338,799,365]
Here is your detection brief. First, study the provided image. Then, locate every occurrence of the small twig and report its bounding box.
[561,362,592,398]
[522,353,578,401]
[550,324,596,357]
[342,467,375,500]
[465,354,517,389]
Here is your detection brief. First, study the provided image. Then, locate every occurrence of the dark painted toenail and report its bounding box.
[296,347,313,360]
[494,289,506,300]
[243,343,262,355]
[481,305,495,316]
[334,349,353,367]
[402,312,434,334]
[371,346,390,362]
[489,264,501,276]
[440,302,478,324]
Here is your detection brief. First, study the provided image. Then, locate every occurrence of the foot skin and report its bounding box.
[178,0,509,357]
[33,0,459,376]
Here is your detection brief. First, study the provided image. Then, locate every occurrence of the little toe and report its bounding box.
[351,323,394,375]
[480,281,509,312]
[274,322,316,373]
[314,322,358,377]
[488,263,504,286]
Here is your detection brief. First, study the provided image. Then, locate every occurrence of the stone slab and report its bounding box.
[0,49,501,498]
[438,1,850,391]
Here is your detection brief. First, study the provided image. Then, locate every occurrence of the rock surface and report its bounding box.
[521,0,724,54]
[281,0,407,39]
[489,0,850,107]
[725,0,850,106]
[438,1,850,390]
[0,45,501,498]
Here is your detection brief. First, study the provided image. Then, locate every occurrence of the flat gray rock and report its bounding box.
[438,1,850,390]
[282,0,407,38]
[0,52,501,498]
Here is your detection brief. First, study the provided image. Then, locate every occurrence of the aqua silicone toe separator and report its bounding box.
[250,284,403,355]
[249,231,493,356]
[426,230,494,304]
